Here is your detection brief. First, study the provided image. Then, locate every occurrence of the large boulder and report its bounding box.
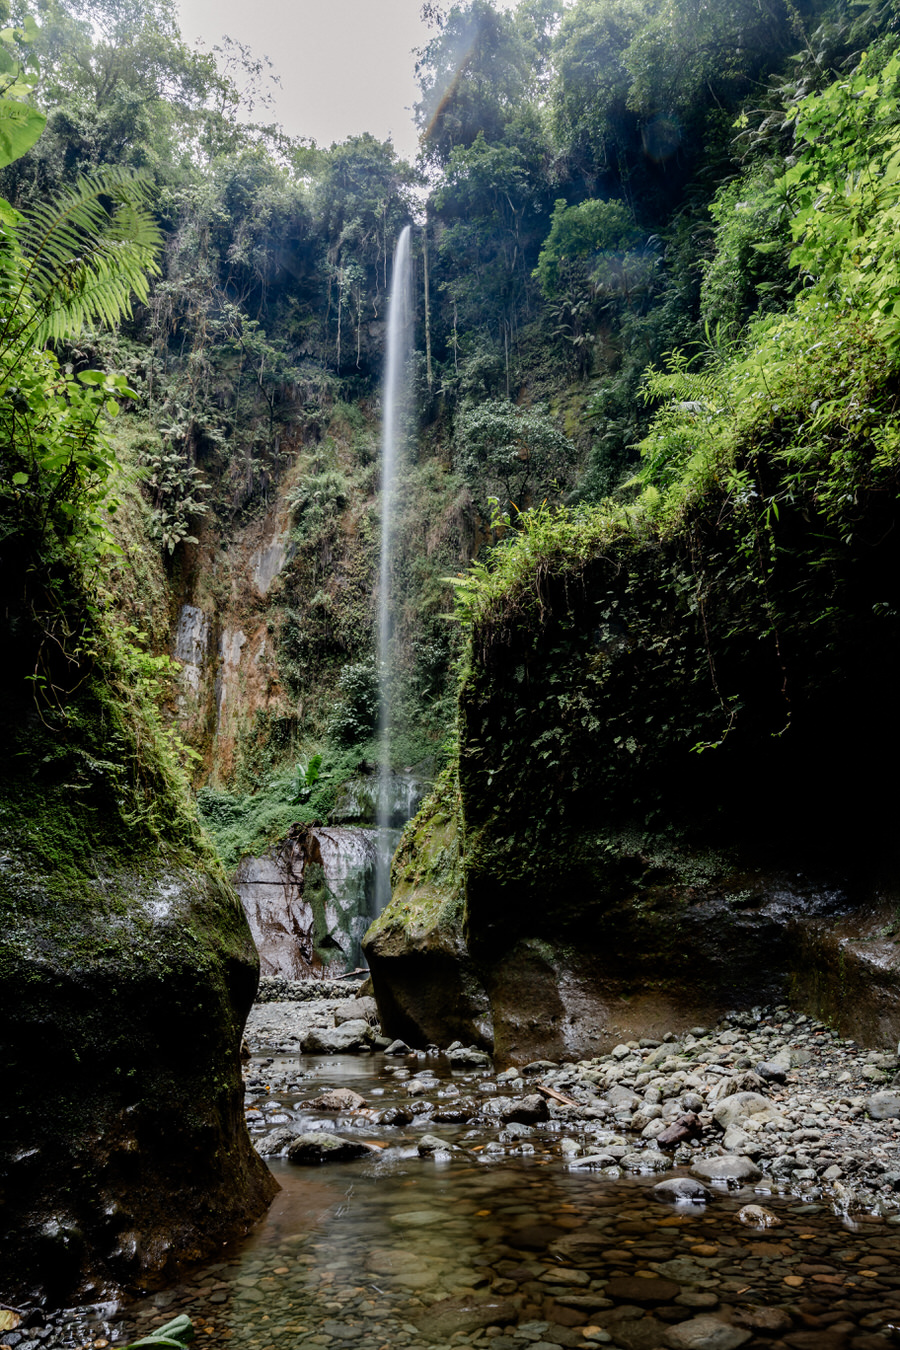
[363,775,493,1052]
[0,767,276,1306]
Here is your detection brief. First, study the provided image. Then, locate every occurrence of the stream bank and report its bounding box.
[40,987,900,1350]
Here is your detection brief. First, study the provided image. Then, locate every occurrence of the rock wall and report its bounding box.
[235,824,380,976]
[367,488,900,1062]
[0,688,277,1307]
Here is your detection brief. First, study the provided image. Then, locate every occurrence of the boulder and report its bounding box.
[254,1127,300,1156]
[653,1177,713,1204]
[664,1316,752,1349]
[302,1088,368,1111]
[711,1092,772,1130]
[336,997,378,1026]
[417,1133,459,1156]
[287,1133,373,1164]
[302,1022,372,1053]
[446,1045,493,1067]
[866,1090,900,1120]
[690,1154,762,1184]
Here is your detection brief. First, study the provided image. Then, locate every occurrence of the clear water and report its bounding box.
[104,1051,900,1350]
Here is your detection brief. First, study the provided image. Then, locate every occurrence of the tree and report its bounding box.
[455,398,577,512]
[414,0,532,166]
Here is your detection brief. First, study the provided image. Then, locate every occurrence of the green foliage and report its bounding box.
[125,1315,194,1350]
[137,433,209,553]
[0,14,43,168]
[327,659,379,746]
[454,398,578,512]
[534,196,637,298]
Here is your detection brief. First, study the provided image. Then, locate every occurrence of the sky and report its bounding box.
[177,0,434,162]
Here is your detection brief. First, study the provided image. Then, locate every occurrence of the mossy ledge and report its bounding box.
[0,678,277,1307]
[368,459,900,1062]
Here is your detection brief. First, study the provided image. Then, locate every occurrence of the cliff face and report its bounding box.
[367,473,900,1062]
[0,680,277,1307]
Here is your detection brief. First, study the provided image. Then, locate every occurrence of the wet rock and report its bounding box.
[663,1316,751,1349]
[690,1154,762,1184]
[446,1045,493,1067]
[497,1094,550,1125]
[253,1127,299,1156]
[286,1133,372,1164]
[733,1307,792,1334]
[302,1023,372,1053]
[302,1088,368,1111]
[735,1203,780,1228]
[653,1178,713,1204]
[605,1277,681,1305]
[411,1294,516,1340]
[385,1038,412,1055]
[417,1133,459,1156]
[866,1090,900,1119]
[377,1104,415,1126]
[621,1149,671,1172]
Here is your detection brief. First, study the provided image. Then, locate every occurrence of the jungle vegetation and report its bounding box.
[2,0,899,861]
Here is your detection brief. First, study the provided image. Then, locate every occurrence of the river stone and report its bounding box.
[663,1316,751,1349]
[302,1023,371,1053]
[605,1277,681,1304]
[303,1088,367,1111]
[607,1085,640,1110]
[756,1060,787,1083]
[445,1045,492,1067]
[417,1133,458,1155]
[254,1126,299,1156]
[501,1093,550,1124]
[287,1133,372,1164]
[711,1092,771,1130]
[690,1154,761,1184]
[736,1203,780,1228]
[385,1038,411,1054]
[653,1178,712,1204]
[336,996,378,1024]
[411,1294,516,1340]
[620,1149,670,1172]
[866,1090,900,1119]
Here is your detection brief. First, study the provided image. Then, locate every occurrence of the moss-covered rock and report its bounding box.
[0,686,277,1306]
[369,457,900,1060]
[363,771,492,1050]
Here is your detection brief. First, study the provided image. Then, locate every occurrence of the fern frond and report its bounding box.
[9,167,162,345]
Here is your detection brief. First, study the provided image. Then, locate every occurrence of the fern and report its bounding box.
[0,166,162,353]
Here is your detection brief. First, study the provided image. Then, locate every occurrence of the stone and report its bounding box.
[302,1088,367,1111]
[445,1045,493,1067]
[501,1094,550,1125]
[690,1154,761,1184]
[286,1133,372,1164]
[605,1277,681,1305]
[733,1307,791,1334]
[253,1127,299,1156]
[756,1061,787,1083]
[302,1023,372,1054]
[607,1085,640,1110]
[663,1316,751,1349]
[417,1133,458,1155]
[385,1038,412,1055]
[735,1204,780,1228]
[711,1092,772,1130]
[657,1114,703,1148]
[411,1294,516,1340]
[866,1091,900,1120]
[337,996,378,1024]
[620,1149,670,1172]
[653,1178,712,1204]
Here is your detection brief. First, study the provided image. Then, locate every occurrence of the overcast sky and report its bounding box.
[177,0,433,162]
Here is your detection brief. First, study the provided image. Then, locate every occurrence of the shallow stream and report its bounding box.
[83,1050,900,1350]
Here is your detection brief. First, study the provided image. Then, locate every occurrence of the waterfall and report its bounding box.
[374,225,413,915]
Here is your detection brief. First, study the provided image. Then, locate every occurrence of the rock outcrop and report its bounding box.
[0,689,277,1306]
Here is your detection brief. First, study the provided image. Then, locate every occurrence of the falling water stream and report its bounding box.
[375,225,414,916]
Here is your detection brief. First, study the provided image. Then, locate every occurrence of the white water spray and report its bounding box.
[374,225,413,915]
